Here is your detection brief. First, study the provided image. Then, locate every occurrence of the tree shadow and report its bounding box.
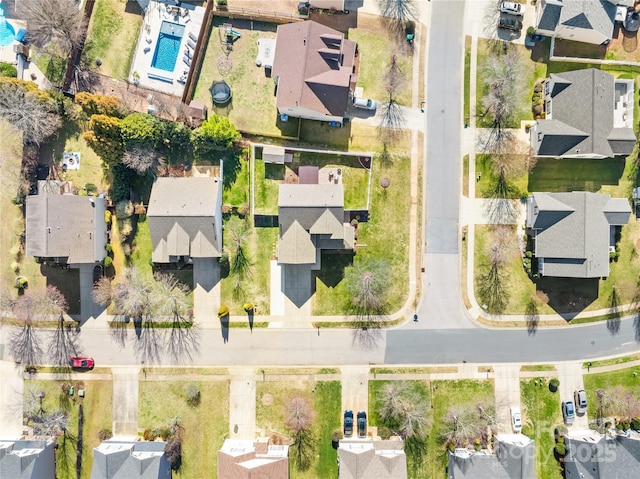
[633,311,640,342]
[166,319,200,364]
[606,288,621,336]
[109,315,128,348]
[220,315,230,343]
[351,324,383,350]
[247,310,254,332]
[535,278,599,320]
[482,197,519,224]
[525,298,539,336]
[136,320,163,365]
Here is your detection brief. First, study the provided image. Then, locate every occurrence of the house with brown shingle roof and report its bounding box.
[338,438,407,479]
[217,438,289,479]
[272,20,358,125]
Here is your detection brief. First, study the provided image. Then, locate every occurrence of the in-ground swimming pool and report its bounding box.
[151,21,185,72]
[0,6,16,47]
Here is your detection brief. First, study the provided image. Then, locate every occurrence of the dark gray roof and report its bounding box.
[528,192,631,278]
[25,194,108,264]
[565,434,640,479]
[560,0,616,38]
[0,439,56,479]
[147,177,222,262]
[537,3,561,31]
[534,69,636,158]
[338,439,407,479]
[90,440,171,479]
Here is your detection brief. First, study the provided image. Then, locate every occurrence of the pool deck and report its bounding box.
[130,0,205,98]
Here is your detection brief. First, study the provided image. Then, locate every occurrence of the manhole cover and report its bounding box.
[261,393,273,406]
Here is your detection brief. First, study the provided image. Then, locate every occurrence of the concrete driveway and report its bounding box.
[494,364,522,434]
[228,367,256,439]
[341,366,369,422]
[0,360,23,437]
[193,258,220,322]
[557,362,589,430]
[112,367,140,437]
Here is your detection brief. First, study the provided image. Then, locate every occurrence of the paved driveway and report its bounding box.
[228,367,257,439]
[557,362,589,430]
[112,367,140,437]
[193,258,220,321]
[493,364,522,434]
[0,360,23,437]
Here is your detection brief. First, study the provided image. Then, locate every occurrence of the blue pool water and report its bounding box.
[0,6,16,47]
[151,21,184,72]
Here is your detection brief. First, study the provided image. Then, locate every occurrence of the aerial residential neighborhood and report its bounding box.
[2,0,640,478]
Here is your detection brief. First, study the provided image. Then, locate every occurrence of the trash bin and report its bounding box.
[69,387,74,396]
[78,390,85,398]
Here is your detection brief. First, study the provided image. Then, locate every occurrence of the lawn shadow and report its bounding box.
[535,277,599,320]
[528,158,625,193]
[298,120,351,151]
[40,264,81,315]
[315,252,354,288]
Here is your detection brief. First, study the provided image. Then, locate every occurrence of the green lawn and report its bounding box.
[528,158,627,195]
[25,379,113,479]
[312,154,410,315]
[139,380,229,479]
[348,28,413,106]
[464,36,471,125]
[129,217,153,277]
[476,154,528,199]
[223,156,249,206]
[521,378,563,479]
[254,159,281,215]
[583,368,640,423]
[583,354,640,369]
[82,0,143,81]
[255,380,341,478]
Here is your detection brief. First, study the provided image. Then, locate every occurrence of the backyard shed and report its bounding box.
[263,145,286,164]
[188,100,208,120]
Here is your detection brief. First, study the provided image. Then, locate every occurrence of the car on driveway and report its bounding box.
[344,410,354,436]
[357,411,367,437]
[510,406,522,432]
[499,17,523,31]
[353,97,377,111]
[500,1,525,16]
[574,389,587,415]
[69,357,94,370]
[562,400,575,425]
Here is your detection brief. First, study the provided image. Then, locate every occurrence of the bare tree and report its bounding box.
[284,396,315,433]
[153,272,200,363]
[345,260,389,325]
[376,382,429,440]
[92,276,112,307]
[377,0,419,23]
[442,405,483,446]
[122,147,165,176]
[8,295,44,367]
[477,226,517,314]
[0,81,61,145]
[478,47,525,153]
[41,286,81,368]
[17,0,86,54]
[601,386,640,420]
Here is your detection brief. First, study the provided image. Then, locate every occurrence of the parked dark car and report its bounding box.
[499,17,523,31]
[69,357,95,370]
[344,410,354,436]
[357,411,367,438]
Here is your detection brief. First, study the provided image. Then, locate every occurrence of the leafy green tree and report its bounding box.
[162,121,193,159]
[75,92,127,119]
[83,114,123,165]
[120,112,163,149]
[192,115,240,156]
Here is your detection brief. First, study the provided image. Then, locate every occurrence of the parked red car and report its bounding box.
[69,357,95,370]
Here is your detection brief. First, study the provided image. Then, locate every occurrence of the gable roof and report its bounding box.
[564,433,640,479]
[0,439,56,479]
[25,194,108,264]
[528,192,631,278]
[447,435,535,479]
[534,69,636,157]
[277,184,353,265]
[538,0,617,38]
[272,21,356,117]
[147,177,221,262]
[90,440,170,479]
[338,439,407,479]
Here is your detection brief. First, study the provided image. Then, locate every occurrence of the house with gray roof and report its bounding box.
[564,431,640,478]
[0,438,56,479]
[526,192,631,278]
[217,438,289,479]
[90,439,171,479]
[529,68,635,159]
[338,438,407,479]
[25,191,108,265]
[147,176,223,264]
[277,184,355,267]
[272,21,359,125]
[447,434,535,479]
[534,0,633,45]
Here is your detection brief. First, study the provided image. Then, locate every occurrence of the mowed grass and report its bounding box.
[312,153,410,315]
[521,378,563,479]
[254,159,281,215]
[583,368,640,421]
[193,19,297,137]
[255,380,341,478]
[83,0,143,80]
[528,158,627,195]
[429,380,495,479]
[475,154,528,199]
[139,380,229,479]
[24,379,113,479]
[60,134,110,194]
[129,217,153,277]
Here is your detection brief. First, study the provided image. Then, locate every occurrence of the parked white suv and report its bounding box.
[510,406,522,432]
[500,1,525,16]
[353,97,377,111]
